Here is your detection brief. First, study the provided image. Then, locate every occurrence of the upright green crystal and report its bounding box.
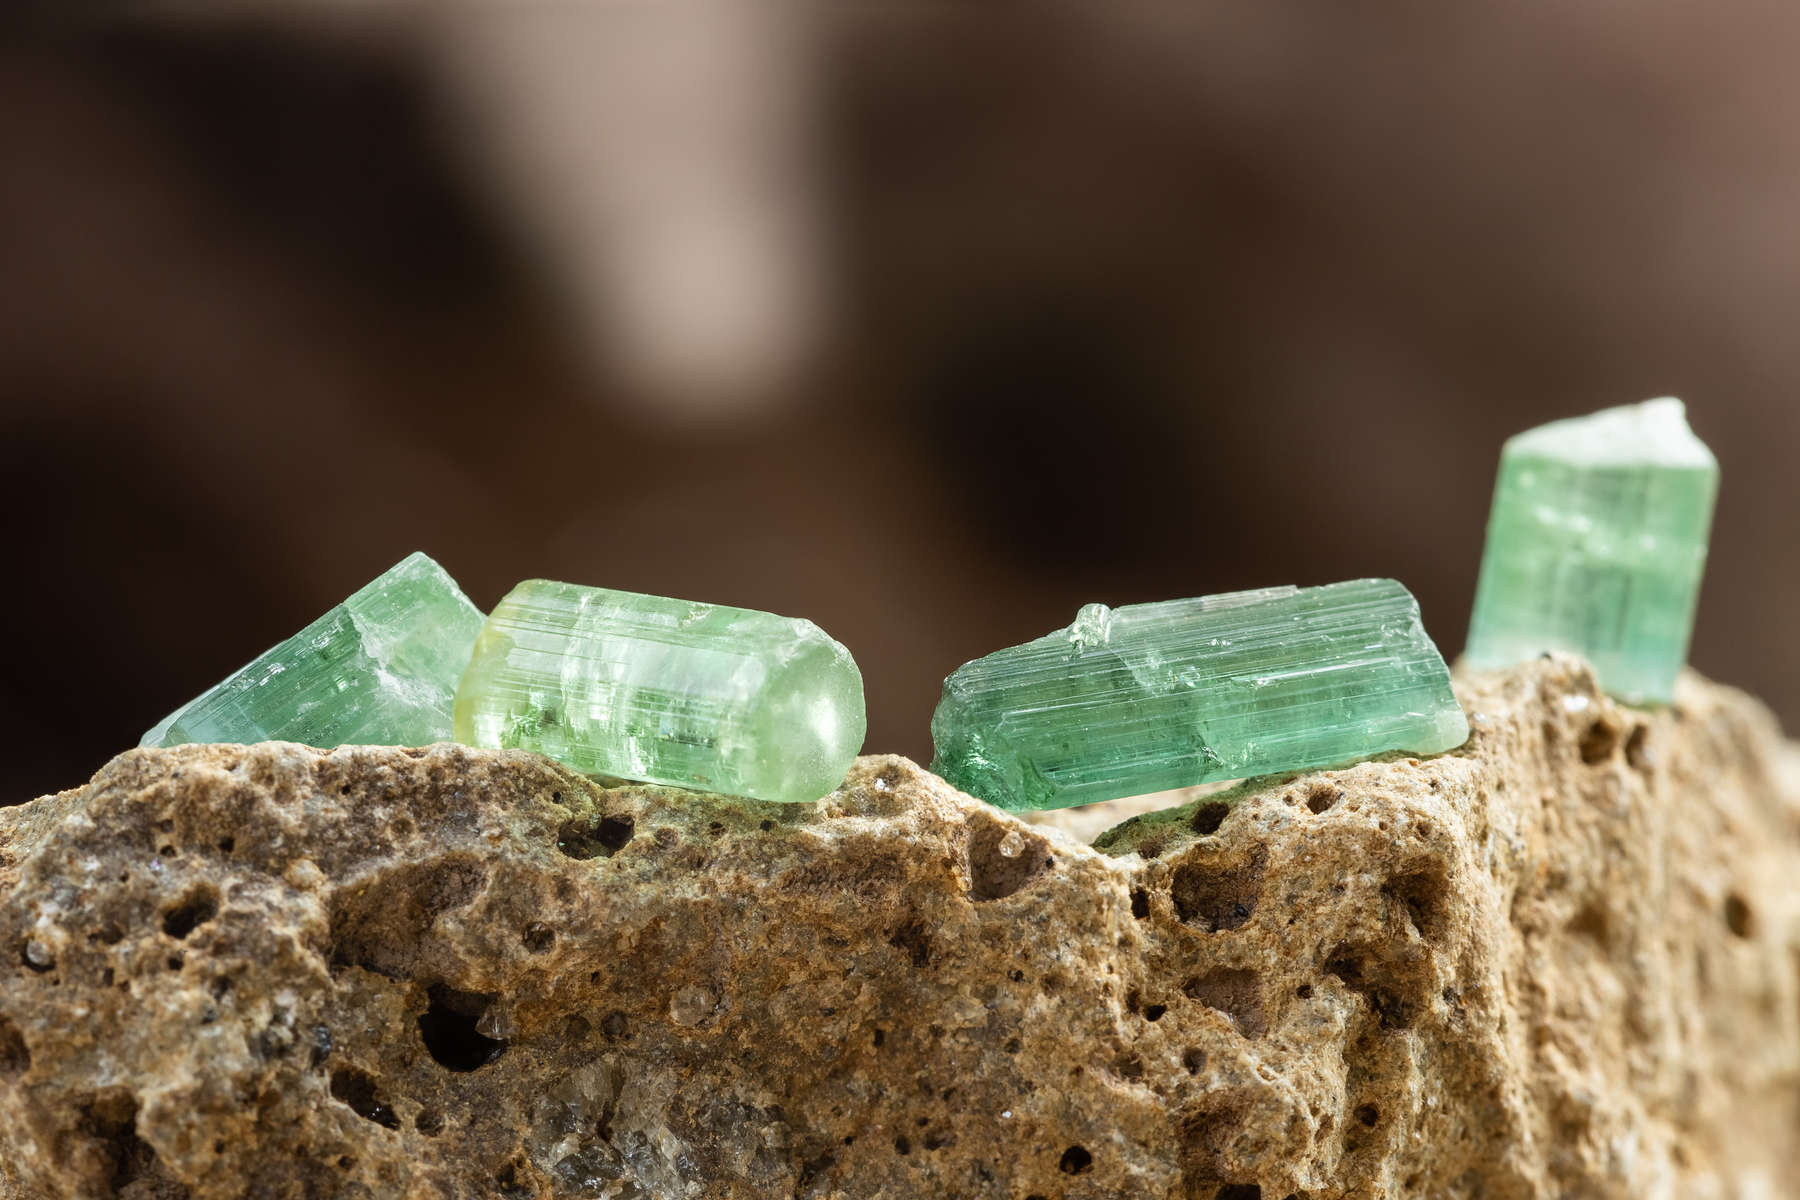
[142,552,484,749]
[453,580,866,804]
[930,578,1468,812]
[1465,398,1718,703]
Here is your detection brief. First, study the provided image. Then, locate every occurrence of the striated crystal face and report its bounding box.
[453,580,866,804]
[930,578,1468,812]
[142,552,484,749]
[1465,398,1718,704]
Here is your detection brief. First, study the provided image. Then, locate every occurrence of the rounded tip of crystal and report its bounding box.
[742,629,867,804]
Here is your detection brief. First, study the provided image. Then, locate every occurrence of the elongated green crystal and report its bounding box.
[142,552,484,749]
[1465,398,1718,703]
[930,579,1468,812]
[453,580,866,804]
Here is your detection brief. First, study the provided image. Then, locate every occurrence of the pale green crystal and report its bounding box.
[142,552,484,749]
[1465,398,1718,703]
[930,578,1468,812]
[453,580,866,804]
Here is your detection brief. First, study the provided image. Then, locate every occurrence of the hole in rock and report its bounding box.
[415,1108,443,1136]
[1183,1047,1207,1074]
[1355,1103,1380,1126]
[1625,725,1653,770]
[1130,888,1151,919]
[1191,802,1230,836]
[966,819,1050,901]
[1295,985,1313,999]
[797,1152,836,1189]
[1325,947,1419,1031]
[1058,1145,1093,1174]
[0,1015,29,1076]
[162,888,220,941]
[329,1067,401,1128]
[1185,968,1267,1038]
[81,1089,166,1195]
[1216,1187,1262,1200]
[872,1028,885,1047]
[522,924,555,953]
[556,814,635,860]
[1569,902,1611,946]
[496,1155,536,1196]
[1579,720,1619,764]
[1170,857,1263,931]
[595,816,635,851]
[1306,787,1339,814]
[894,1136,911,1156]
[1725,894,1753,939]
[888,920,933,968]
[418,985,508,1071]
[601,1011,630,1040]
[1144,1004,1167,1022]
[327,857,488,975]
[1180,1097,1250,1177]
[1382,865,1447,941]
[217,838,235,854]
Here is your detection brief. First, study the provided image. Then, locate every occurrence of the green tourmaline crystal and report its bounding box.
[453,580,866,804]
[929,579,1468,812]
[1465,398,1718,704]
[142,552,484,749]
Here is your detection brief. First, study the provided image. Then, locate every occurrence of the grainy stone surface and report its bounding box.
[2,656,1796,1199]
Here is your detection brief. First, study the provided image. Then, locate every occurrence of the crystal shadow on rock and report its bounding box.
[930,578,1469,812]
[1465,398,1718,705]
[454,579,867,806]
[141,551,485,750]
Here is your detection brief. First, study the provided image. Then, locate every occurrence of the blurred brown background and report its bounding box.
[3,3,1796,802]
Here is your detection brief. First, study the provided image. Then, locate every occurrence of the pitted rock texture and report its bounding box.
[2,656,1797,1199]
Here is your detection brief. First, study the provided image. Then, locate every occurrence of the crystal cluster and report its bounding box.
[929,579,1468,812]
[141,552,483,750]
[136,392,1721,817]
[453,579,866,804]
[1465,398,1718,703]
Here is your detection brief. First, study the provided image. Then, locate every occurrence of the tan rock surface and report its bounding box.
[2,656,1796,1199]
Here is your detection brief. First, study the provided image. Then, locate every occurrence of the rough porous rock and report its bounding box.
[2,656,1797,1199]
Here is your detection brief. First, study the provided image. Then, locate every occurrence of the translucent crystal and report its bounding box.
[1465,398,1718,703]
[453,580,865,804]
[930,578,1468,812]
[142,552,484,749]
